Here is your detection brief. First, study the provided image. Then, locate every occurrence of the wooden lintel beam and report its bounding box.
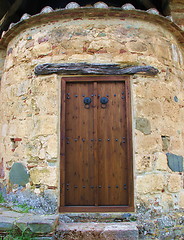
[34,63,159,76]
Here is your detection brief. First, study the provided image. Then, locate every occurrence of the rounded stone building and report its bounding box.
[0,0,183,238]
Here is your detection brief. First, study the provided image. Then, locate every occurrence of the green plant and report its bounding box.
[0,192,5,203]
[15,203,34,213]
[4,227,35,240]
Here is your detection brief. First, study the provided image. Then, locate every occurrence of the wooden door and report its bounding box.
[60,76,133,212]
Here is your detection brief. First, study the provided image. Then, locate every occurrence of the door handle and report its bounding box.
[83,97,92,109]
[100,97,108,108]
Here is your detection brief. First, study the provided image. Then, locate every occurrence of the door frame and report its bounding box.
[59,75,134,212]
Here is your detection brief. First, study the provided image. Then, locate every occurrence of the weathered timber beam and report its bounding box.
[34,63,159,76]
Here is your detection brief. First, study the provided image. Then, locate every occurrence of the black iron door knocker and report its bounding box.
[83,97,92,109]
[100,97,109,108]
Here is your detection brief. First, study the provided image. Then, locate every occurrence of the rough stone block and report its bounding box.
[126,41,148,53]
[166,153,183,172]
[32,43,52,57]
[28,223,53,234]
[29,167,57,187]
[135,117,151,135]
[179,191,184,208]
[56,222,138,240]
[47,134,58,158]
[167,174,182,193]
[161,193,174,210]
[136,174,165,194]
[136,155,152,172]
[33,115,58,136]
[0,210,23,218]
[68,54,94,62]
[136,100,162,117]
[135,131,162,154]
[0,217,15,231]
[16,214,59,234]
[0,158,5,179]
[102,224,138,240]
[154,152,168,171]
[9,162,29,186]
[161,136,170,151]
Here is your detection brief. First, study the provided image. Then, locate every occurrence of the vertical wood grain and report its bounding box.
[60,79,66,207]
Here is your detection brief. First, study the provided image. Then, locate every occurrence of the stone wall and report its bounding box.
[0,8,183,230]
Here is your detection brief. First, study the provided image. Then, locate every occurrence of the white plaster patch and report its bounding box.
[171,44,179,63]
[1,124,8,137]
[16,80,31,97]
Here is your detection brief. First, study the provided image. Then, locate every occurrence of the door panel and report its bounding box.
[65,82,95,205]
[61,77,132,210]
[97,82,128,205]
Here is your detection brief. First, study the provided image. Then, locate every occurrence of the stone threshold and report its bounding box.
[0,207,138,239]
[56,222,138,240]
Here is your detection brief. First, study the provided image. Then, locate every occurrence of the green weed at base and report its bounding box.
[0,193,5,203]
[15,203,34,213]
[3,227,36,240]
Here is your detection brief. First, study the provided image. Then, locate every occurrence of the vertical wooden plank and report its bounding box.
[125,79,134,208]
[60,79,66,207]
[93,82,98,206]
[65,82,95,206]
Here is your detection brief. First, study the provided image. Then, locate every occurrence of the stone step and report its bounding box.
[56,222,138,240]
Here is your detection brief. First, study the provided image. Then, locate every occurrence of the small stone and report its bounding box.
[8,23,15,30]
[40,6,54,13]
[0,158,5,179]
[29,167,57,187]
[9,162,29,186]
[1,31,6,38]
[65,2,80,9]
[179,191,184,208]
[16,214,59,234]
[167,174,182,193]
[174,96,179,102]
[146,8,159,15]
[97,32,106,37]
[161,136,170,151]
[32,42,52,57]
[136,117,151,135]
[20,13,31,21]
[136,174,164,194]
[166,153,183,172]
[154,152,168,171]
[166,15,173,22]
[121,3,135,10]
[94,2,109,8]
[7,48,13,55]
[0,218,14,231]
